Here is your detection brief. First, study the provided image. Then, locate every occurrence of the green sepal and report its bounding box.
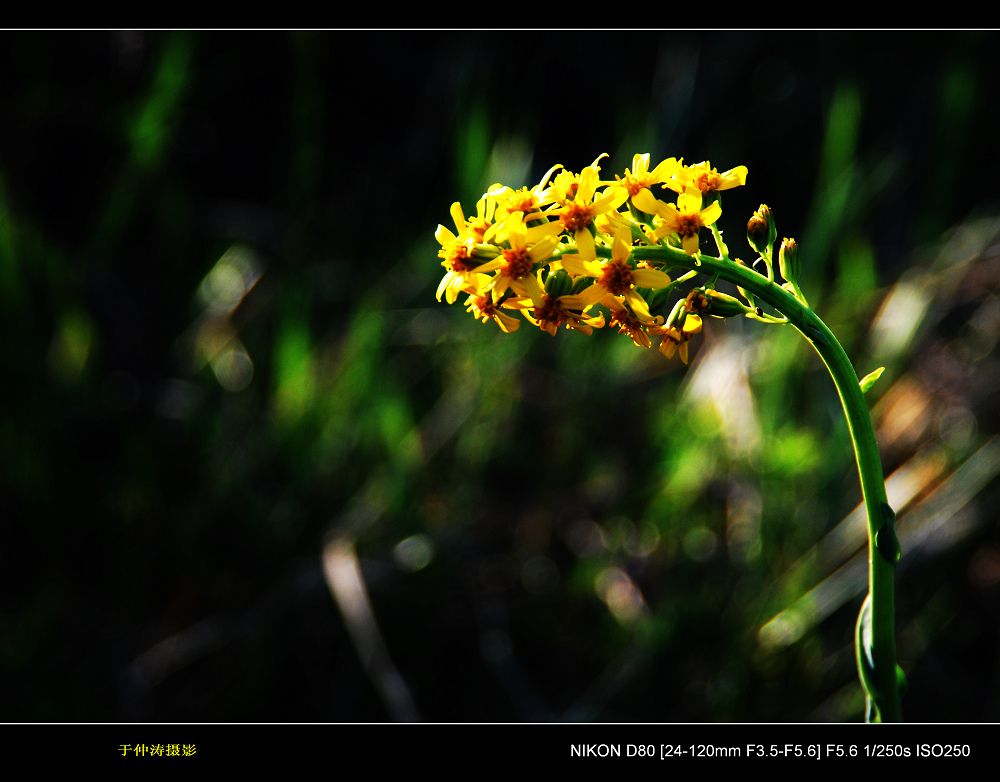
[628,201,648,226]
[702,190,721,211]
[778,238,801,284]
[471,243,501,260]
[665,298,687,330]
[629,224,650,245]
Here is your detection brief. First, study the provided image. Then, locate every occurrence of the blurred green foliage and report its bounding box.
[2,31,1000,722]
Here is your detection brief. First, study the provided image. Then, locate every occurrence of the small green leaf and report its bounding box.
[855,595,879,697]
[876,502,901,566]
[859,366,886,393]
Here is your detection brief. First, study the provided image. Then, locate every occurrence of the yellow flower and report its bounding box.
[462,194,499,244]
[435,197,506,303]
[607,298,658,348]
[664,160,747,196]
[514,290,606,337]
[436,261,482,305]
[594,204,644,241]
[633,187,722,256]
[488,163,563,223]
[561,226,671,322]
[650,313,703,363]
[465,289,521,333]
[471,212,562,306]
[547,153,609,205]
[609,153,681,203]
[551,163,629,261]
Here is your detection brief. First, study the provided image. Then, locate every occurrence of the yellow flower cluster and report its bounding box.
[434,154,748,362]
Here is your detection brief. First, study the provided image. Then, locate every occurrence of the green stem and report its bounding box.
[630,244,902,723]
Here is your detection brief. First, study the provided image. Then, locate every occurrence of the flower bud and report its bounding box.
[778,237,800,284]
[544,268,574,298]
[684,288,747,318]
[747,204,776,258]
[684,289,710,314]
[705,289,753,318]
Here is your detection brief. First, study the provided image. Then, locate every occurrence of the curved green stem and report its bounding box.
[628,244,902,723]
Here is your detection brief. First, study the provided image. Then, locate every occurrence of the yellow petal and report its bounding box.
[589,152,609,170]
[683,313,703,334]
[648,157,681,180]
[535,163,564,190]
[436,272,454,302]
[576,166,599,203]
[528,235,559,264]
[574,228,596,261]
[682,234,700,256]
[557,293,589,310]
[591,188,629,215]
[700,201,722,225]
[720,166,748,189]
[491,275,511,303]
[678,189,703,214]
[576,283,606,307]
[525,218,564,244]
[631,188,662,215]
[585,311,606,328]
[624,289,653,322]
[561,254,603,279]
[450,202,466,235]
[435,224,457,245]
[470,258,503,274]
[611,226,633,262]
[522,272,544,309]
[631,268,672,289]
[495,311,520,333]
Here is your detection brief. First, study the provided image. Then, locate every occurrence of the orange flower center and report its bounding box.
[694,170,721,192]
[505,189,538,215]
[534,294,569,326]
[685,290,710,313]
[599,259,634,296]
[468,294,497,319]
[441,242,475,272]
[675,213,703,238]
[610,309,641,336]
[617,172,648,197]
[501,247,533,278]
[560,202,593,234]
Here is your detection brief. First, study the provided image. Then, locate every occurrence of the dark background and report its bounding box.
[3,30,1000,722]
